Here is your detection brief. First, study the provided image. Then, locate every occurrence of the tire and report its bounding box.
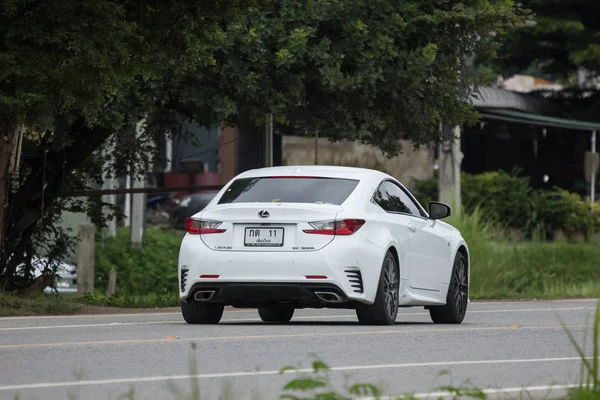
[429,251,468,324]
[180,300,224,324]
[258,307,295,323]
[355,251,399,325]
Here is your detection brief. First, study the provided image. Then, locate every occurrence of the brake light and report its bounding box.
[303,219,365,235]
[186,218,226,234]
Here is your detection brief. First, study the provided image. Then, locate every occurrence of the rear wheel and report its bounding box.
[429,252,468,324]
[355,251,399,325]
[180,300,224,324]
[258,307,295,323]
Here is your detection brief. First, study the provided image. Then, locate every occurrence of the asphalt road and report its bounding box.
[0,299,597,400]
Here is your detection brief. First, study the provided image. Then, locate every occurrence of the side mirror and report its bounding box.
[428,201,452,220]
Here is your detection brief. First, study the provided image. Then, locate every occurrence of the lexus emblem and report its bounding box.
[258,210,270,218]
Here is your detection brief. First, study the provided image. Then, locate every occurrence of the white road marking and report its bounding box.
[359,384,580,400]
[0,306,591,332]
[0,298,597,321]
[0,356,587,392]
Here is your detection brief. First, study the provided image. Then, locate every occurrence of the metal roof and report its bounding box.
[478,108,600,132]
[471,86,560,115]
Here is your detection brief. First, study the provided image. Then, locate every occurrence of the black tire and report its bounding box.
[355,251,399,325]
[180,300,224,324]
[258,307,295,323]
[429,251,468,324]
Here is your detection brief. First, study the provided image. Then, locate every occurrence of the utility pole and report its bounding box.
[101,135,117,237]
[314,129,319,165]
[592,130,597,203]
[264,113,273,167]
[438,125,463,215]
[130,120,147,248]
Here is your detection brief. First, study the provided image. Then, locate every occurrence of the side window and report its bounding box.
[373,181,420,216]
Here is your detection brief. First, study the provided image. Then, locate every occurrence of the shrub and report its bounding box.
[411,170,596,237]
[95,227,185,296]
[411,170,439,207]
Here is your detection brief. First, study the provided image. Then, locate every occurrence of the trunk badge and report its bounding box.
[258,210,270,218]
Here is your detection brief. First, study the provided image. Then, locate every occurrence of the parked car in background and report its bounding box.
[174,191,219,231]
[16,256,78,294]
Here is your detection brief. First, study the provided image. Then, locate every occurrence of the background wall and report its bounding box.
[281,136,435,189]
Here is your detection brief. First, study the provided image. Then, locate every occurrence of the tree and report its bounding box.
[166,0,526,156]
[0,0,255,290]
[490,0,600,84]
[0,0,525,291]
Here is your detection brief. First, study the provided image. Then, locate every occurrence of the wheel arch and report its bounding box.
[456,243,470,299]
[386,245,401,278]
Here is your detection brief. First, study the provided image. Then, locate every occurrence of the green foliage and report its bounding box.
[169,0,527,156]
[1,0,526,291]
[0,0,257,290]
[95,227,185,296]
[487,0,600,83]
[0,291,83,317]
[411,170,439,207]
[74,293,179,308]
[461,169,533,229]
[412,170,598,238]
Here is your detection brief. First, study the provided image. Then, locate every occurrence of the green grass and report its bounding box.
[0,292,83,317]
[446,208,600,300]
[73,292,179,308]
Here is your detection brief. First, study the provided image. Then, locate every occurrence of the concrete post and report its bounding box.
[438,125,463,215]
[76,223,96,294]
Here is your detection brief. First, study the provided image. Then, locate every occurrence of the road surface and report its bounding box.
[0,299,596,400]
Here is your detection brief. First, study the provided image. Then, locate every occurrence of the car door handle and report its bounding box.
[408,224,416,233]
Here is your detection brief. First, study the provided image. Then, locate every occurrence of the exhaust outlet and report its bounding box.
[314,291,345,303]
[194,290,216,301]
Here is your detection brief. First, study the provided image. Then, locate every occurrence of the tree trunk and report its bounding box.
[0,125,18,266]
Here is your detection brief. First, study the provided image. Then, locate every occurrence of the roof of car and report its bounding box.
[237,165,390,180]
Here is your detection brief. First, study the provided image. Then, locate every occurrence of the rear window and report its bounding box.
[218,177,360,205]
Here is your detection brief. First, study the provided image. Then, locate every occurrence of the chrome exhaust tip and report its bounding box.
[194,290,216,301]
[314,291,345,303]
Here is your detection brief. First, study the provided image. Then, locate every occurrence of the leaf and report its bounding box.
[283,377,328,391]
[312,360,330,372]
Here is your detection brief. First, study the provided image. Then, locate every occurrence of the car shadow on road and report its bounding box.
[218,321,433,326]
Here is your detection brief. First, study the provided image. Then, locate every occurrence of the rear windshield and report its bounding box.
[218,177,360,205]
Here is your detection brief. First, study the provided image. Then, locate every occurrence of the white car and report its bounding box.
[178,166,469,325]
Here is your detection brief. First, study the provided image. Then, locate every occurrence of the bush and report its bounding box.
[95,227,185,296]
[411,170,439,207]
[411,169,597,238]
[461,169,534,229]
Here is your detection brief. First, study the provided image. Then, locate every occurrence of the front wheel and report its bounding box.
[355,251,399,325]
[180,300,224,324]
[429,252,468,324]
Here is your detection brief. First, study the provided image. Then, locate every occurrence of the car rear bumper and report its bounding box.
[185,281,352,309]
[178,232,385,306]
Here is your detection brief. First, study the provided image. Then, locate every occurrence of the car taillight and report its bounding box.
[303,219,365,235]
[186,218,226,235]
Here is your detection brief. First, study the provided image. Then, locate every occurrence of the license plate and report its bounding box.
[244,227,284,247]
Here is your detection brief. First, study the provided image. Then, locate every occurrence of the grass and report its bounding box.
[446,208,600,300]
[0,292,178,317]
[0,291,84,317]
